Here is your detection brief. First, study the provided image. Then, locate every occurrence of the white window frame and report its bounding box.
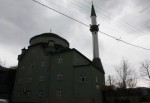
[57,73,63,80]
[18,79,23,84]
[56,90,62,97]
[17,90,21,96]
[40,75,44,82]
[39,90,43,97]
[96,84,100,89]
[58,57,63,64]
[23,88,26,93]
[41,61,46,67]
[96,76,98,83]
[28,77,32,83]
[27,91,32,96]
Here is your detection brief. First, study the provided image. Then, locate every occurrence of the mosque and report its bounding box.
[12,4,105,103]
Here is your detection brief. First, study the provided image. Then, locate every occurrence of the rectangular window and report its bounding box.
[27,91,32,96]
[21,66,24,70]
[28,77,32,84]
[96,84,100,89]
[57,73,63,80]
[96,76,98,83]
[18,79,23,84]
[39,90,43,97]
[58,57,63,64]
[56,90,62,97]
[41,61,46,67]
[17,90,21,96]
[23,88,26,93]
[31,64,34,68]
[80,73,87,83]
[40,75,44,82]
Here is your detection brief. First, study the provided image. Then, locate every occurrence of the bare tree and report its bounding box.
[9,65,18,69]
[127,78,137,88]
[140,59,150,81]
[115,59,137,88]
[106,75,116,86]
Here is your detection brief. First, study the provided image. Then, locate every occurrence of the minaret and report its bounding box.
[90,4,104,72]
[90,4,99,59]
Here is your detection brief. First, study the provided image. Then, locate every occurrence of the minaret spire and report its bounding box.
[91,3,96,16]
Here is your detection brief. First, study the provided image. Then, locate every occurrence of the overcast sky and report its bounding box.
[0,0,150,86]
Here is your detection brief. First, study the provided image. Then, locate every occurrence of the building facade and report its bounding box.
[0,66,16,101]
[12,33,105,103]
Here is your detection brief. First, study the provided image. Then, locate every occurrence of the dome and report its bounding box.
[29,33,69,48]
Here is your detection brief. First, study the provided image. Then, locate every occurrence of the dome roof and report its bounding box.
[29,33,69,48]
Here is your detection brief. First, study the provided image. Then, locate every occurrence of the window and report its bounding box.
[58,57,63,64]
[27,91,32,96]
[40,75,44,82]
[80,77,87,83]
[41,61,46,67]
[17,90,21,96]
[57,73,63,80]
[28,77,32,83]
[96,84,99,89]
[39,90,43,97]
[31,64,34,68]
[48,40,55,47]
[23,88,26,93]
[96,76,98,83]
[56,90,62,97]
[21,66,24,70]
[18,79,23,84]
[80,73,87,83]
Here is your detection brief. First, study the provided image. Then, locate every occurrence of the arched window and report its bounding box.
[48,40,55,47]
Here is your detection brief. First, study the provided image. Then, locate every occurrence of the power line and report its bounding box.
[140,4,150,13]
[32,0,150,51]
[84,0,146,34]
[33,0,88,27]
[48,0,143,35]
[46,0,128,36]
[56,0,146,36]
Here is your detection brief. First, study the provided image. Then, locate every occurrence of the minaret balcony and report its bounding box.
[90,25,99,32]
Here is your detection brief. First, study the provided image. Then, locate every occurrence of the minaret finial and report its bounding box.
[91,2,96,16]
[50,29,52,33]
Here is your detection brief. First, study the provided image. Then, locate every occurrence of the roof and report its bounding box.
[91,4,96,16]
[55,48,104,73]
[29,33,69,45]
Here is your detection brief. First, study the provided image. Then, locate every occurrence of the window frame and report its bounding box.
[80,73,87,83]
[39,90,44,97]
[57,73,64,80]
[58,57,63,64]
[56,89,62,97]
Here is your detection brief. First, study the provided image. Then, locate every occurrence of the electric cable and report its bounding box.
[32,0,150,51]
